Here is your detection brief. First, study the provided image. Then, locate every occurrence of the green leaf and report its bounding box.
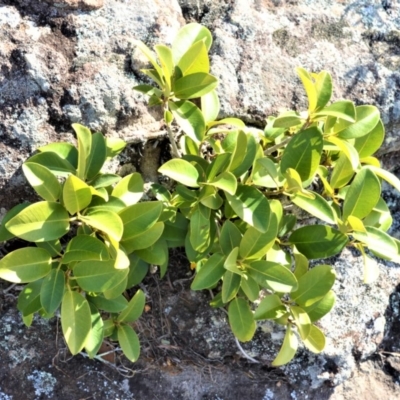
[63,235,109,264]
[17,280,43,316]
[296,67,318,112]
[106,137,126,159]
[303,290,336,322]
[191,253,225,290]
[172,22,212,64]
[342,168,380,221]
[38,142,78,168]
[240,276,260,302]
[313,70,332,111]
[61,290,92,355]
[6,201,70,242]
[72,123,92,180]
[313,100,356,122]
[222,271,241,303]
[27,152,76,177]
[63,175,92,215]
[85,303,104,358]
[364,165,400,193]
[88,294,128,313]
[325,136,359,171]
[337,105,380,139]
[227,130,247,173]
[293,252,309,279]
[117,289,145,323]
[0,203,30,242]
[111,172,144,206]
[117,324,140,362]
[173,73,218,99]
[127,255,149,288]
[36,240,62,258]
[239,214,278,260]
[163,213,189,248]
[169,100,205,143]
[122,222,164,253]
[155,44,174,88]
[135,40,164,87]
[292,192,336,224]
[80,210,123,242]
[201,89,220,123]
[271,325,298,366]
[190,205,211,252]
[74,260,128,292]
[273,111,303,128]
[22,162,61,202]
[228,298,256,342]
[119,201,163,241]
[247,261,298,293]
[225,184,271,233]
[354,119,385,158]
[207,171,237,195]
[290,265,336,307]
[206,153,232,181]
[86,132,107,180]
[363,197,392,232]
[91,174,121,189]
[176,40,209,76]
[135,239,169,271]
[252,158,285,188]
[289,226,348,259]
[290,305,311,340]
[40,269,65,314]
[280,127,323,181]
[303,325,326,353]
[330,153,355,189]
[159,159,199,187]
[254,294,287,320]
[219,221,242,256]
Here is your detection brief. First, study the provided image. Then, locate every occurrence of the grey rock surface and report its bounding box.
[1,0,400,394]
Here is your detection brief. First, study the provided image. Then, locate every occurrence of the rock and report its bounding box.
[1,0,400,395]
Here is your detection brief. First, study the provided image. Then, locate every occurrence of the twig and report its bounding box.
[234,337,260,364]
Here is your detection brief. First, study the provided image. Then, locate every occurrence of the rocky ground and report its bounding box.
[1,0,400,399]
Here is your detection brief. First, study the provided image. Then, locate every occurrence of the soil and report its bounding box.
[1,250,400,400]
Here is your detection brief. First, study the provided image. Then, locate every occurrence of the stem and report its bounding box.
[165,123,181,158]
[264,137,291,156]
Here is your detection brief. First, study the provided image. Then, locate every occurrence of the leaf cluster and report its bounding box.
[1,23,400,367]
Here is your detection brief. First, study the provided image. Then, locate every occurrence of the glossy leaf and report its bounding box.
[118,325,140,362]
[86,132,107,180]
[240,276,260,302]
[280,127,323,181]
[173,72,218,99]
[0,203,30,242]
[176,40,209,76]
[6,201,70,242]
[290,305,311,340]
[313,100,355,122]
[364,165,400,193]
[254,294,287,320]
[38,142,78,167]
[337,105,380,139]
[40,269,65,314]
[159,159,199,187]
[207,171,237,195]
[330,153,354,189]
[201,89,220,123]
[155,44,173,88]
[292,192,336,224]
[85,303,104,359]
[61,290,92,355]
[80,210,123,242]
[27,152,76,177]
[117,289,145,323]
[289,226,348,259]
[63,235,109,264]
[220,221,242,256]
[325,136,359,171]
[111,172,144,206]
[225,184,271,233]
[17,280,43,316]
[303,325,326,353]
[73,123,92,180]
[63,175,92,215]
[191,253,225,290]
[342,168,380,221]
[169,100,205,143]
[23,162,61,202]
[271,325,298,366]
[190,205,211,252]
[122,222,164,253]
[303,290,336,322]
[228,298,256,342]
[88,294,128,313]
[354,119,384,158]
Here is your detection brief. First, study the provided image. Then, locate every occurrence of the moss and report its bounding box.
[311,20,350,42]
[272,28,300,57]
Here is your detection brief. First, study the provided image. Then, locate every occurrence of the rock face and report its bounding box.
[0,0,400,394]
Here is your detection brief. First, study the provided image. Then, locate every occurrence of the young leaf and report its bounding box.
[117,324,140,362]
[74,260,128,292]
[271,325,298,366]
[106,137,126,159]
[201,89,220,123]
[225,184,271,233]
[154,44,174,89]
[63,175,92,215]
[290,305,311,340]
[247,261,298,293]
[254,294,287,320]
[6,201,70,242]
[303,325,326,353]
[325,136,359,171]
[191,253,226,290]
[173,73,218,99]
[111,172,144,206]
[342,168,380,221]
[228,298,256,342]
[172,22,212,64]
[22,162,61,202]
[280,127,323,181]
[176,40,209,76]
[85,303,104,359]
[296,67,317,112]
[135,40,164,87]
[117,289,145,323]
[61,290,92,355]
[169,100,206,143]
[159,159,200,187]
[290,265,336,307]
[73,123,92,180]
[40,268,65,314]
[222,271,241,303]
[289,226,348,259]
